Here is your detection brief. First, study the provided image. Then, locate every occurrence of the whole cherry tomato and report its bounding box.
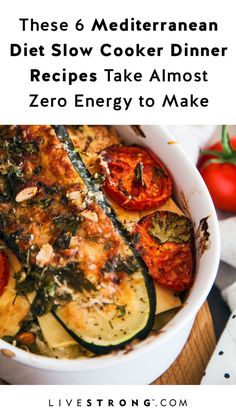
[198,126,236,212]
[0,250,9,297]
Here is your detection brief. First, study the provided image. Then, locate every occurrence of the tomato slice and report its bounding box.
[0,250,10,296]
[100,145,172,211]
[133,211,194,291]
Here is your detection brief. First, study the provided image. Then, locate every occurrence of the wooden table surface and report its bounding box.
[0,301,215,385]
[154,301,216,384]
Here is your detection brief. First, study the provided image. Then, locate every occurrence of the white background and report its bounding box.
[0,0,235,123]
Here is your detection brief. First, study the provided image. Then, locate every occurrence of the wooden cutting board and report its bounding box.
[0,301,215,385]
[154,301,216,384]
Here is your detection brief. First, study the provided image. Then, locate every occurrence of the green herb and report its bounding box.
[104,242,112,251]
[0,160,23,180]
[154,167,167,178]
[60,195,68,205]
[2,336,16,344]
[7,138,39,158]
[2,229,24,258]
[21,234,34,243]
[0,213,7,229]
[18,318,35,334]
[53,214,81,235]
[15,266,43,295]
[15,265,58,317]
[103,256,138,275]
[0,190,11,202]
[56,263,96,293]
[53,231,72,250]
[37,183,63,195]
[41,198,53,208]
[134,162,145,188]
[0,136,38,169]
[15,260,96,312]
[33,165,42,175]
[31,284,56,317]
[117,179,129,196]
[132,232,141,245]
[116,305,126,318]
[83,136,93,152]
[200,125,236,168]
[28,197,53,209]
[56,292,73,302]
[148,212,193,244]
[91,172,106,186]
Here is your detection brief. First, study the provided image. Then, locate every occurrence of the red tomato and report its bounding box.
[99,145,172,211]
[0,250,9,296]
[133,211,194,291]
[198,136,236,212]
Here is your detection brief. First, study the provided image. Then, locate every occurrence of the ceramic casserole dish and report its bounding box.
[0,125,220,384]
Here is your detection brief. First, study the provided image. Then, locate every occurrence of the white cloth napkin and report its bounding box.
[165,125,236,384]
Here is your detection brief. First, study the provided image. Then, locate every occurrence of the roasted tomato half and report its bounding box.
[99,145,172,211]
[133,211,194,291]
[0,250,9,296]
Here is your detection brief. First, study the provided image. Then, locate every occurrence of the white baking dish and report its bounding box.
[0,125,220,384]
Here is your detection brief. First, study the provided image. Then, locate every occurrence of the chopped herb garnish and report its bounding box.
[2,336,16,344]
[18,318,35,334]
[31,287,55,317]
[15,261,96,319]
[2,228,24,258]
[60,195,68,205]
[132,232,141,245]
[53,231,72,250]
[33,165,42,175]
[134,162,145,188]
[91,172,106,186]
[6,137,39,159]
[37,183,63,195]
[117,179,129,196]
[116,305,126,318]
[28,197,53,209]
[15,265,45,295]
[53,214,81,235]
[83,136,93,152]
[103,256,138,275]
[0,190,11,202]
[55,263,96,293]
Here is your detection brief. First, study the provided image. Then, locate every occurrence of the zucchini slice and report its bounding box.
[52,126,156,353]
[53,268,154,354]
